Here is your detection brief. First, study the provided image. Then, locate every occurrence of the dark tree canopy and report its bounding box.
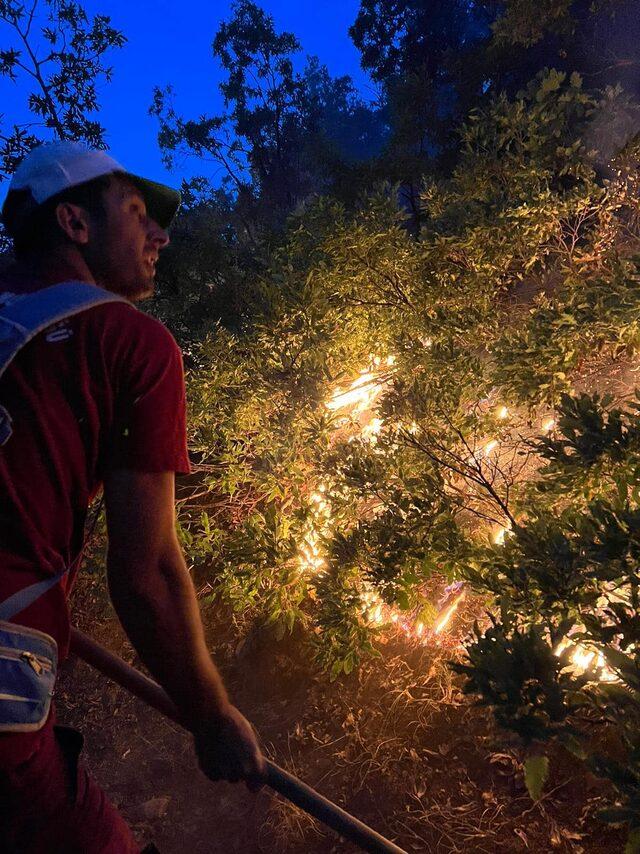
[350,0,492,84]
[151,0,388,235]
[350,0,640,173]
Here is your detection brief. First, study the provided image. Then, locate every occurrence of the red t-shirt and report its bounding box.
[0,271,191,662]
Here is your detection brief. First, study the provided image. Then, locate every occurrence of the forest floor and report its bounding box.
[57,566,624,854]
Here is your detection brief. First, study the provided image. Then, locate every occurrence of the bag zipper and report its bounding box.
[0,645,52,675]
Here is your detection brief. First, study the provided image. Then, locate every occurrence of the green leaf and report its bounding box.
[524,755,549,801]
[330,660,344,682]
[558,733,587,761]
[625,828,640,854]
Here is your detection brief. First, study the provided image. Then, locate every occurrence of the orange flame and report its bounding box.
[433,591,466,635]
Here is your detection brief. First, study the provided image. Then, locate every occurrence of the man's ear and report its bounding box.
[55,202,91,246]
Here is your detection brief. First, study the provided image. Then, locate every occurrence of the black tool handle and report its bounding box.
[70,627,408,854]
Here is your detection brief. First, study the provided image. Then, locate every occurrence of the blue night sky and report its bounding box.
[0,0,375,190]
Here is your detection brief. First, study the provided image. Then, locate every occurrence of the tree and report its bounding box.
[350,0,493,177]
[150,177,266,341]
[349,0,640,194]
[151,0,388,234]
[0,0,126,179]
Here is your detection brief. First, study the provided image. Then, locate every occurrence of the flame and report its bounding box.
[493,522,512,545]
[483,439,499,457]
[361,587,388,625]
[310,355,532,648]
[468,438,500,465]
[326,372,380,412]
[555,636,618,682]
[316,355,630,671]
[362,417,384,443]
[326,354,397,416]
[300,361,395,578]
[433,591,466,635]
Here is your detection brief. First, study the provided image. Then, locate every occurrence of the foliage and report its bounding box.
[350,0,490,85]
[491,0,628,51]
[175,67,640,655]
[455,391,640,843]
[149,178,263,341]
[493,256,640,408]
[524,753,550,801]
[4,1,640,838]
[168,65,640,841]
[150,0,388,233]
[0,0,125,178]
[348,0,640,221]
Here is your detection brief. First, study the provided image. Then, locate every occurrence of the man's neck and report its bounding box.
[25,248,97,287]
[2,249,99,293]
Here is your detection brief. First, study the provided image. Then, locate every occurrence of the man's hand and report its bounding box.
[193,704,267,792]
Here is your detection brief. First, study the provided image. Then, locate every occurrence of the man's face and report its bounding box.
[87,176,170,302]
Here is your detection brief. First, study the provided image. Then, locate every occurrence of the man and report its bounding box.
[0,141,265,853]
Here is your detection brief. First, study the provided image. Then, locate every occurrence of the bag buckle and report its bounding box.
[0,405,13,446]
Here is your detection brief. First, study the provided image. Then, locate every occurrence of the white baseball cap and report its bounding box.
[1,140,181,234]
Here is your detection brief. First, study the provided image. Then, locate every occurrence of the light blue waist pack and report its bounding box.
[0,572,67,732]
[0,281,128,731]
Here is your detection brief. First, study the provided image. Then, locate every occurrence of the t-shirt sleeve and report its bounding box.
[105,311,191,474]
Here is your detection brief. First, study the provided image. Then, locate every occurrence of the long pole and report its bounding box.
[70,627,409,854]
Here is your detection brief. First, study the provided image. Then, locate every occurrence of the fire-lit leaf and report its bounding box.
[524,755,549,802]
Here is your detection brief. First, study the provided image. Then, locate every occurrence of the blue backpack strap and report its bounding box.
[0,281,128,376]
[0,568,69,621]
[0,281,130,615]
[0,281,129,446]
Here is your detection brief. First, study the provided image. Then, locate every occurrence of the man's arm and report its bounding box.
[103,468,265,787]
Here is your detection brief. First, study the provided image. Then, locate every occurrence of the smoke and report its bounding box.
[580,0,640,171]
[584,93,640,175]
